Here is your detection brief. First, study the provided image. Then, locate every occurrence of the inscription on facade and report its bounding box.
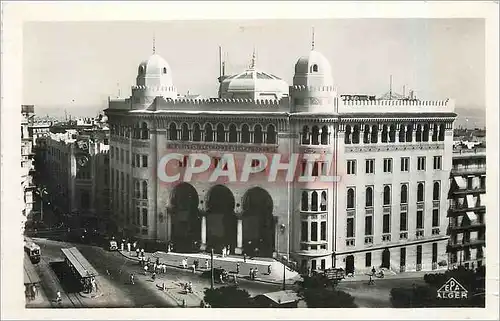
[166,142,278,153]
[345,143,444,153]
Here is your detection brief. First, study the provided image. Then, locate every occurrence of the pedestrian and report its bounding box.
[32,285,38,299]
[249,268,254,280]
[121,242,125,251]
[236,262,240,274]
[152,272,156,281]
[162,264,167,273]
[130,273,135,285]
[144,264,148,275]
[268,265,272,275]
[141,248,145,257]
[136,248,140,257]
[371,266,376,275]
[243,253,247,263]
[219,273,224,284]
[156,257,160,265]
[56,291,62,303]
[182,258,187,269]
[188,281,193,293]
[253,267,258,279]
[127,242,131,252]
[133,241,137,250]
[192,263,196,273]
[205,259,209,270]
[162,282,166,291]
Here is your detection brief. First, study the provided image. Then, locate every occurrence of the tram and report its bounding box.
[24,237,41,264]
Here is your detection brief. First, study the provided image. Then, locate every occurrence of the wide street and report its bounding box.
[30,236,427,308]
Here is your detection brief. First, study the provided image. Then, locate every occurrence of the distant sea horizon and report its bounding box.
[31,104,486,129]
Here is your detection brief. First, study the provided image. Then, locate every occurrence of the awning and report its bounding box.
[466,211,478,222]
[466,195,475,208]
[454,176,466,189]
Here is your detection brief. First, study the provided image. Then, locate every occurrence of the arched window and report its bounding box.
[417,183,424,202]
[311,192,318,211]
[241,124,250,143]
[311,126,320,145]
[302,126,310,145]
[301,191,309,211]
[320,191,327,211]
[253,124,263,144]
[266,124,277,144]
[438,124,445,141]
[181,123,190,141]
[433,182,440,201]
[192,123,201,141]
[399,125,406,143]
[363,125,371,144]
[422,124,429,142]
[204,123,213,142]
[389,124,396,143]
[321,125,329,145]
[142,181,148,200]
[416,124,422,142]
[312,64,318,72]
[344,125,352,144]
[365,187,373,207]
[216,124,225,142]
[169,123,178,141]
[352,125,360,144]
[381,125,388,143]
[162,67,167,74]
[228,124,237,143]
[405,124,413,142]
[371,125,378,143]
[347,188,355,209]
[383,186,391,205]
[432,124,439,141]
[401,184,408,204]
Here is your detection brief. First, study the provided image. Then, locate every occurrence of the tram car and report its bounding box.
[24,237,41,264]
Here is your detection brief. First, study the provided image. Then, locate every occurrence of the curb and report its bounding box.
[117,251,299,286]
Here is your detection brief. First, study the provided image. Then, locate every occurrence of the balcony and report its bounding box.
[447,221,485,233]
[451,187,486,195]
[447,204,486,215]
[447,237,485,250]
[450,167,486,176]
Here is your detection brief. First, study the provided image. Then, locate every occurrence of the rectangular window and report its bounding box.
[417,156,426,171]
[320,259,326,270]
[365,216,373,236]
[142,155,148,168]
[346,217,354,238]
[383,158,393,173]
[400,157,410,172]
[126,151,129,165]
[136,207,140,225]
[110,147,114,159]
[301,221,308,242]
[120,149,124,164]
[142,208,148,226]
[480,176,486,189]
[347,160,356,175]
[383,214,390,233]
[432,209,439,227]
[416,210,424,229]
[365,159,375,174]
[320,221,326,241]
[400,248,406,266]
[432,243,438,263]
[400,212,408,231]
[433,156,442,170]
[416,245,422,265]
[312,162,319,177]
[365,253,372,267]
[311,222,318,241]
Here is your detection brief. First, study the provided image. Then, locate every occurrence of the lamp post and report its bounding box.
[210,248,214,290]
[37,187,48,222]
[282,255,287,290]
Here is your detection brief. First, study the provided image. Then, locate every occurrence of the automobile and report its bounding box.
[108,239,118,251]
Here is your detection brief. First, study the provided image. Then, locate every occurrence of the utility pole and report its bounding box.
[210,248,214,289]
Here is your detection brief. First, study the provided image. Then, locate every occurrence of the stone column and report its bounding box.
[235,212,243,254]
[200,214,207,250]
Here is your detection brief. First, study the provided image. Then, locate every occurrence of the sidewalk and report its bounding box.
[118,249,302,286]
[340,269,443,283]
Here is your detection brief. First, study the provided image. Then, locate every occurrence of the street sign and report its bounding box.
[324,268,345,281]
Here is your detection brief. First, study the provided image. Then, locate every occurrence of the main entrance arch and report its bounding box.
[206,185,236,252]
[242,187,275,257]
[170,183,200,252]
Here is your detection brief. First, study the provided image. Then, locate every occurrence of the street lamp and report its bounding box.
[282,255,287,290]
[37,187,48,222]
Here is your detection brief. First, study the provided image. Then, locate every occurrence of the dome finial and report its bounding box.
[152,34,156,54]
[311,27,315,50]
[250,46,256,70]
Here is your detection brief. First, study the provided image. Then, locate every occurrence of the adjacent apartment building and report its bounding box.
[21,105,36,228]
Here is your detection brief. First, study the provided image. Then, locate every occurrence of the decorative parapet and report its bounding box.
[342,99,450,107]
[131,85,177,92]
[345,142,444,153]
[157,96,289,108]
[290,85,337,92]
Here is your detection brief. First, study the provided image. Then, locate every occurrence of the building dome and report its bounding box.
[136,53,174,88]
[293,49,333,87]
[219,53,289,100]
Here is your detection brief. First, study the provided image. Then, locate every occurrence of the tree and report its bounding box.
[203,286,254,308]
[295,274,358,308]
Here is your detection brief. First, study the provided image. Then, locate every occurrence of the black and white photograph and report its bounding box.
[2,1,498,319]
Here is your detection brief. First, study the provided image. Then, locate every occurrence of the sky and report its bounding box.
[23,19,485,126]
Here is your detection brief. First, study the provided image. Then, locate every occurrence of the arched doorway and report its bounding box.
[206,185,236,252]
[381,248,390,269]
[170,183,200,252]
[345,255,355,275]
[242,187,275,257]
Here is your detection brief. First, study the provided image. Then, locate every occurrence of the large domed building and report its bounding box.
[106,38,456,276]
